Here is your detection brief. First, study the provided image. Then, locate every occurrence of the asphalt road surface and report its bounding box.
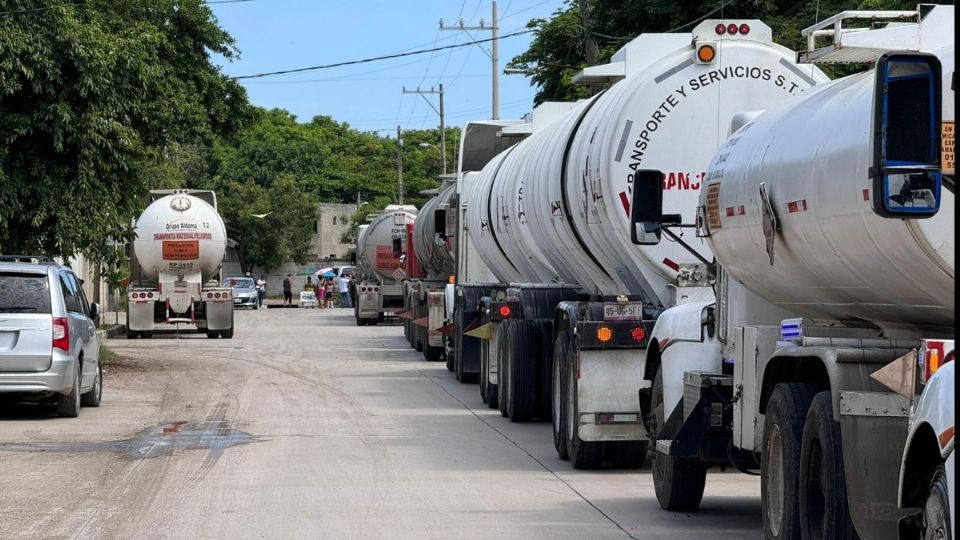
[0,308,763,539]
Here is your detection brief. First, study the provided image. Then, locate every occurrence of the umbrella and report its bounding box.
[321,271,335,278]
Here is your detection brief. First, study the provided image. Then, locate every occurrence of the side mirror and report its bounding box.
[434,208,447,237]
[350,251,357,264]
[89,303,100,321]
[872,53,943,218]
[630,170,666,245]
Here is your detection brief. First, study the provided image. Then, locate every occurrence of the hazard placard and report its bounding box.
[392,267,405,280]
[941,122,954,174]
[162,240,199,260]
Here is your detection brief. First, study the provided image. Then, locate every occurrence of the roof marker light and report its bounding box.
[715,23,726,35]
[727,23,739,35]
[739,24,750,35]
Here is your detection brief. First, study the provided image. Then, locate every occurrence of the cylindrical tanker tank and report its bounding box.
[469,23,828,306]
[412,184,456,279]
[356,205,417,285]
[701,46,955,329]
[133,193,227,282]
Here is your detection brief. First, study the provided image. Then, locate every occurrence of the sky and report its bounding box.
[209,0,567,135]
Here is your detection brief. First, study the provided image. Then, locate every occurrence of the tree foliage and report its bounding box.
[0,0,252,265]
[186,107,457,272]
[508,0,936,105]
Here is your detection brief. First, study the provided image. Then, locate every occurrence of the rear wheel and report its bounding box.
[424,344,443,361]
[125,326,138,339]
[800,391,857,540]
[610,441,647,469]
[507,320,536,422]
[650,367,707,510]
[206,329,220,338]
[566,349,602,469]
[922,465,952,540]
[498,321,512,418]
[552,331,570,460]
[57,364,81,418]
[762,383,819,539]
[81,363,102,407]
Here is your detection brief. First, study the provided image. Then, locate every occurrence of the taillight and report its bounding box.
[360,287,366,293]
[924,341,952,382]
[715,23,726,35]
[727,23,738,35]
[738,23,750,35]
[207,293,213,299]
[147,292,154,299]
[631,326,646,342]
[499,305,512,318]
[52,317,69,351]
[596,326,613,343]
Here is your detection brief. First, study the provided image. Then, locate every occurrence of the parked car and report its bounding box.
[223,276,258,309]
[0,256,102,417]
[899,342,954,540]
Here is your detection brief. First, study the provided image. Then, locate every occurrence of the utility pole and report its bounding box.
[440,0,499,119]
[401,84,446,174]
[396,125,404,204]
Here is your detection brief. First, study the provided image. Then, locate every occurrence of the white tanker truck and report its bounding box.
[630,6,953,539]
[126,189,234,338]
[402,182,456,360]
[454,19,827,470]
[354,205,417,326]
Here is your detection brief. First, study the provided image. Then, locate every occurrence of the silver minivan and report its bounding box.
[0,257,102,417]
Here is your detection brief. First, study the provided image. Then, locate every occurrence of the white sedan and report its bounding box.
[899,341,954,539]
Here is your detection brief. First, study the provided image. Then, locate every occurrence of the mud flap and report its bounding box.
[838,391,911,540]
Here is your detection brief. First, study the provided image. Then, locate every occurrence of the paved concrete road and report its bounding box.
[0,308,762,539]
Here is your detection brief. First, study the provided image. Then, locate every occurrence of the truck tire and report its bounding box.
[498,320,513,418]
[424,344,443,361]
[57,364,81,418]
[480,331,498,408]
[141,331,152,339]
[650,368,706,509]
[552,330,570,460]
[531,319,555,420]
[206,329,220,338]
[799,391,857,540]
[221,326,234,339]
[922,465,952,540]
[610,441,647,469]
[80,363,102,407]
[567,348,602,469]
[126,326,138,339]
[507,320,537,422]
[761,383,819,539]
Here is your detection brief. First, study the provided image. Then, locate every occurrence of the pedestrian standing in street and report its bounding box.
[256,274,267,309]
[338,273,352,308]
[282,274,292,306]
[323,278,335,309]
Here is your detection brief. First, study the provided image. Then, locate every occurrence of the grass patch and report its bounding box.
[100,344,121,366]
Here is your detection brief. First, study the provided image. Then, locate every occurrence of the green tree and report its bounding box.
[0,0,251,265]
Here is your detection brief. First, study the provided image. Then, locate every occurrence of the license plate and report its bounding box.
[603,302,644,321]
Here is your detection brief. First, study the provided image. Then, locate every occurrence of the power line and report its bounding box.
[234,28,535,80]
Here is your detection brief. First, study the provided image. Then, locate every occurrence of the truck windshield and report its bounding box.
[224,278,255,289]
[0,273,52,313]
